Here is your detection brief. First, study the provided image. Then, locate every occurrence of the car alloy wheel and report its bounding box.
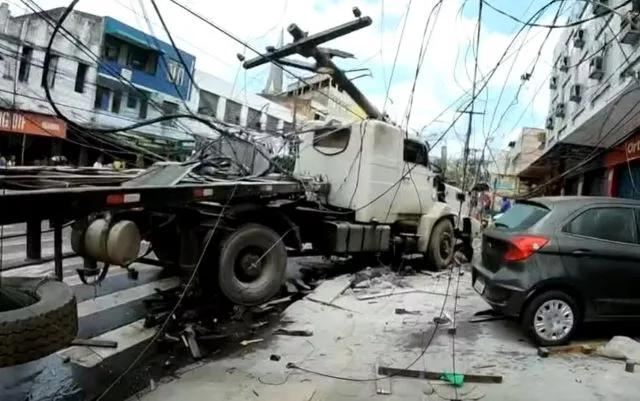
[533,299,575,343]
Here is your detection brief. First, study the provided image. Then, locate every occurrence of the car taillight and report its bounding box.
[504,235,549,262]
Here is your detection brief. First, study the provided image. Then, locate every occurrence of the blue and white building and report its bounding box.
[92,16,197,152]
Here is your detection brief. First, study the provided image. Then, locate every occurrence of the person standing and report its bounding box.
[500,196,512,213]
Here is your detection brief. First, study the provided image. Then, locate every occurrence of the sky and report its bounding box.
[16,0,574,167]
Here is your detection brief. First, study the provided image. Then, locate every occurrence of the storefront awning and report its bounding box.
[0,109,66,138]
[105,29,164,53]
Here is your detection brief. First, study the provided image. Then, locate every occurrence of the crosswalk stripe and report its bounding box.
[57,318,156,368]
[76,277,179,318]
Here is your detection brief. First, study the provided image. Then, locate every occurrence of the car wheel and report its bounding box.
[522,290,579,346]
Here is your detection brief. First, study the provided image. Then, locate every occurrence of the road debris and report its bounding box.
[468,308,504,323]
[433,312,452,324]
[270,354,281,361]
[596,336,640,363]
[537,343,597,358]
[625,361,635,373]
[395,308,421,315]
[374,363,392,395]
[377,366,503,384]
[356,289,455,301]
[240,338,264,347]
[274,328,314,337]
[307,274,352,305]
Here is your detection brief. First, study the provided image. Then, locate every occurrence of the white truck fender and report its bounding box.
[417,202,455,253]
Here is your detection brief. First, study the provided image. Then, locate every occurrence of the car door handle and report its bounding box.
[571,249,591,256]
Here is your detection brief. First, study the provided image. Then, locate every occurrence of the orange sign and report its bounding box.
[0,110,67,138]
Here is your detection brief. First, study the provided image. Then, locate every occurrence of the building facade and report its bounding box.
[92,16,197,160]
[0,4,102,164]
[520,1,640,198]
[490,128,547,196]
[269,73,367,124]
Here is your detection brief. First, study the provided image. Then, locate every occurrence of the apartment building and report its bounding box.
[0,4,101,164]
[523,0,640,198]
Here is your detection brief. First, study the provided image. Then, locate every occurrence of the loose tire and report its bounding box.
[425,219,455,270]
[218,224,287,305]
[0,277,78,367]
[522,290,579,346]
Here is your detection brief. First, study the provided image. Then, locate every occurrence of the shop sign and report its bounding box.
[0,109,66,138]
[605,132,640,167]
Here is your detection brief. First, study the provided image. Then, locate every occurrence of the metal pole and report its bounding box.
[52,218,63,281]
[26,220,41,260]
[20,134,26,165]
[460,0,483,192]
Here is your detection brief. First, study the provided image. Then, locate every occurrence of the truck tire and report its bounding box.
[218,224,287,305]
[425,219,455,270]
[0,277,78,367]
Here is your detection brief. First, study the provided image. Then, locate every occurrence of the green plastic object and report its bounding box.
[441,372,465,387]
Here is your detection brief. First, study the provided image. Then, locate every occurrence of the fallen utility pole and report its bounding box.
[243,8,384,120]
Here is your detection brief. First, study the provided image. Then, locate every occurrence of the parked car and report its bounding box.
[472,196,640,346]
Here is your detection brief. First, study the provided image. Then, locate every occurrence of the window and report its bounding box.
[197,90,219,116]
[103,36,120,61]
[403,138,429,167]
[161,101,179,126]
[247,108,262,129]
[494,202,549,231]
[126,93,137,109]
[74,62,88,93]
[18,45,32,82]
[224,99,242,124]
[41,55,59,88]
[128,47,157,74]
[94,86,111,110]
[564,207,638,244]
[313,127,350,151]
[266,115,278,132]
[111,91,122,113]
[166,59,184,86]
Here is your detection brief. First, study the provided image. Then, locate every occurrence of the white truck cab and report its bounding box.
[295,119,474,268]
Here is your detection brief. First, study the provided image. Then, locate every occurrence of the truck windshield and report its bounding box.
[494,203,549,230]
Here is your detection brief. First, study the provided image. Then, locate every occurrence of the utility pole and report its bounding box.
[243,8,383,121]
[459,0,484,193]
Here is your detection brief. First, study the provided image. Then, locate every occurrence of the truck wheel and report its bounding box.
[0,277,78,367]
[218,224,287,305]
[425,219,455,270]
[522,290,579,346]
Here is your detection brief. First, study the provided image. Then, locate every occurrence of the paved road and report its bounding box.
[0,222,179,401]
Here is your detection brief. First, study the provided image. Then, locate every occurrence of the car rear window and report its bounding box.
[494,202,549,230]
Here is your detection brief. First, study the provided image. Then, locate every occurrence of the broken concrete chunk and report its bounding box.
[274,328,313,337]
[597,336,640,363]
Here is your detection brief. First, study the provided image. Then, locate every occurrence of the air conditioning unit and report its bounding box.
[555,103,565,119]
[573,29,585,49]
[592,0,609,16]
[570,84,582,102]
[589,56,604,80]
[559,56,569,72]
[621,12,640,45]
[549,76,558,90]
[545,117,554,130]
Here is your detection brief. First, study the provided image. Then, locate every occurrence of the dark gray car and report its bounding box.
[472,196,640,346]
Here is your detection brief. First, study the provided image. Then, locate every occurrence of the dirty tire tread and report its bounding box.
[425,219,455,270]
[0,278,78,367]
[522,290,578,347]
[218,224,287,306]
